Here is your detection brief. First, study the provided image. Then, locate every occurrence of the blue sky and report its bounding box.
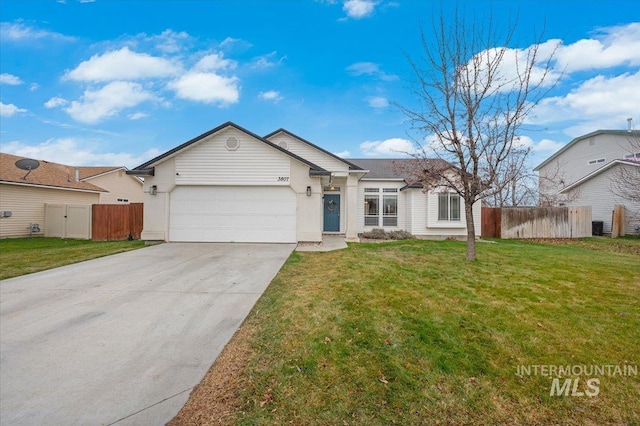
[1,0,638,169]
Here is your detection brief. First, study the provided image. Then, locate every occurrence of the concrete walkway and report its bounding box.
[0,243,294,425]
[296,234,348,252]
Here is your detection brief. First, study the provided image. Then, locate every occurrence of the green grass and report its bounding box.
[0,237,146,280]
[174,237,640,425]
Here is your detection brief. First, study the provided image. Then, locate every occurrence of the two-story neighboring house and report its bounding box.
[534,129,640,235]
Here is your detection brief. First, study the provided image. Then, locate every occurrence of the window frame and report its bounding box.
[363,188,398,227]
[438,192,461,222]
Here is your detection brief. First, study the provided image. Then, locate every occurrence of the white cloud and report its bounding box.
[333,150,350,157]
[343,0,377,19]
[529,71,640,135]
[360,138,416,157]
[194,52,237,71]
[346,62,398,81]
[168,72,240,105]
[0,22,76,42]
[128,112,149,120]
[44,96,68,108]
[517,135,564,153]
[466,41,562,94]
[533,138,564,153]
[29,83,39,91]
[151,29,190,54]
[65,81,157,124]
[258,90,283,102]
[0,101,27,117]
[367,96,388,108]
[555,23,640,72]
[65,47,181,82]
[0,73,23,85]
[251,51,286,69]
[2,138,162,168]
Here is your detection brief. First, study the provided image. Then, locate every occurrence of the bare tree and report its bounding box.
[485,151,538,207]
[537,159,582,207]
[399,9,558,260]
[610,132,640,203]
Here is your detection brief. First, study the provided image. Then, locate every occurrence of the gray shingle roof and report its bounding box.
[347,158,450,181]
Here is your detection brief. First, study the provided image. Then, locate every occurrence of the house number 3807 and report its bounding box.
[277,176,289,182]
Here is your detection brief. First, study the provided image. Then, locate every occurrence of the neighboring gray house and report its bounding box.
[534,129,640,235]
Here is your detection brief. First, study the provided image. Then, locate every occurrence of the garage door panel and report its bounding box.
[170,186,296,243]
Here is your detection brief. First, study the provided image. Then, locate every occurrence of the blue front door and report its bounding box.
[323,194,340,232]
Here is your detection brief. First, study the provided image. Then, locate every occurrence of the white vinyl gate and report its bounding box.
[44,204,92,239]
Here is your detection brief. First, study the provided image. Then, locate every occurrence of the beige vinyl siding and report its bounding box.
[175,128,291,186]
[86,170,143,204]
[267,131,350,172]
[565,164,640,235]
[0,183,99,238]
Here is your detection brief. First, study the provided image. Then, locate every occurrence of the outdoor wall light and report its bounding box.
[306,186,312,196]
[150,185,158,195]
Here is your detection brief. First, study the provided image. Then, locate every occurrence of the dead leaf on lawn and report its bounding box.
[379,375,389,384]
[324,336,332,343]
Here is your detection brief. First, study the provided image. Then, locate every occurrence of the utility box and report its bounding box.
[592,221,604,236]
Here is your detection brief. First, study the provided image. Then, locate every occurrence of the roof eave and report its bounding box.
[127,168,155,176]
[130,122,327,174]
[559,159,640,193]
[0,180,106,193]
[265,128,364,171]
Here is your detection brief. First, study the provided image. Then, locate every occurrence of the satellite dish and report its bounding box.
[15,158,40,180]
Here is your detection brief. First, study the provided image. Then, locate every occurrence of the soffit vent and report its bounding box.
[225,136,240,151]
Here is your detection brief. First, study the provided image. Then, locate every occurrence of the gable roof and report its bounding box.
[0,152,107,193]
[264,128,364,171]
[559,159,640,193]
[534,129,640,171]
[78,166,121,180]
[129,121,329,176]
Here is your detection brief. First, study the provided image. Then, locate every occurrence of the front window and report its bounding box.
[438,192,461,221]
[383,195,397,226]
[364,188,398,227]
[364,194,379,226]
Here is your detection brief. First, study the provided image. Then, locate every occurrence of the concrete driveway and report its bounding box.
[0,242,294,425]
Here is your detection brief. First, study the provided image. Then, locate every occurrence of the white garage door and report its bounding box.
[169,186,297,243]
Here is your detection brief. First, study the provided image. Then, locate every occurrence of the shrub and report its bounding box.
[388,230,414,240]
[360,229,414,240]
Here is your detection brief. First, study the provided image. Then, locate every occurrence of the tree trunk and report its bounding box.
[465,200,476,260]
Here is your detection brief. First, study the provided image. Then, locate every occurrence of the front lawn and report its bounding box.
[0,237,146,280]
[172,238,640,425]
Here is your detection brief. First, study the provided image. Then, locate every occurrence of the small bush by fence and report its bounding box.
[482,206,592,239]
[92,203,143,241]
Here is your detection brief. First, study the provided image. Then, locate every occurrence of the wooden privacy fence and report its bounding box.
[482,206,592,239]
[92,203,143,241]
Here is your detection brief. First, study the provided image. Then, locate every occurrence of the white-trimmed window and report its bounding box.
[364,188,398,227]
[624,152,640,162]
[438,192,461,221]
